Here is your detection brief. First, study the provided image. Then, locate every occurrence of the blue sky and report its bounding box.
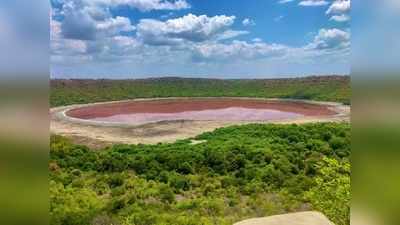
[51,0,351,79]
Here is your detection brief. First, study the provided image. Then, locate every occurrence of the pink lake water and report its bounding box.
[90,107,303,125]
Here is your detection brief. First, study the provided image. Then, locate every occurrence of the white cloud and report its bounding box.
[57,0,135,40]
[112,36,139,47]
[191,28,350,63]
[96,16,135,33]
[51,18,88,55]
[51,1,139,64]
[88,0,190,12]
[192,40,289,61]
[305,28,350,51]
[278,0,295,4]
[50,18,62,41]
[299,0,329,6]
[52,34,143,64]
[107,36,142,56]
[51,0,350,76]
[330,14,350,22]
[326,0,351,14]
[242,18,256,26]
[137,14,236,45]
[216,30,249,41]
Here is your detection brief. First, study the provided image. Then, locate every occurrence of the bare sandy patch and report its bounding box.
[233,211,334,225]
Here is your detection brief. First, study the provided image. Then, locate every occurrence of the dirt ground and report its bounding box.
[50,97,350,149]
[233,211,335,225]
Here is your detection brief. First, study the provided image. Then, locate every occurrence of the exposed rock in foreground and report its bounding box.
[234,211,335,225]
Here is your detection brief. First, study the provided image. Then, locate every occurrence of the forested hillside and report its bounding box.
[50,76,350,107]
[50,123,350,225]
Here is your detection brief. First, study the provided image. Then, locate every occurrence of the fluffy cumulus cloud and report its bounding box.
[52,18,141,64]
[192,28,351,62]
[96,16,135,33]
[192,41,289,61]
[137,14,237,45]
[306,28,350,51]
[326,0,351,14]
[299,0,329,6]
[51,0,350,76]
[326,1,351,22]
[57,0,135,41]
[51,0,140,65]
[51,19,87,55]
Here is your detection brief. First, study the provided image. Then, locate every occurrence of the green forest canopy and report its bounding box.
[50,123,350,225]
[50,76,350,107]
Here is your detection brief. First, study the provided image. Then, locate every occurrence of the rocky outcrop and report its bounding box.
[234,211,335,225]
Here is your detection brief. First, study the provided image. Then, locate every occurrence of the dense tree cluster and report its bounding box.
[50,123,350,225]
[50,76,350,107]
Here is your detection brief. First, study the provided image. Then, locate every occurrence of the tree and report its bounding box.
[50,182,104,225]
[159,184,175,203]
[305,157,350,225]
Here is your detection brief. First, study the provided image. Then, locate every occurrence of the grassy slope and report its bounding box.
[50,123,350,225]
[50,75,350,107]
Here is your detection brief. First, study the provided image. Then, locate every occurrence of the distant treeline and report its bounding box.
[50,123,350,225]
[50,75,350,107]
